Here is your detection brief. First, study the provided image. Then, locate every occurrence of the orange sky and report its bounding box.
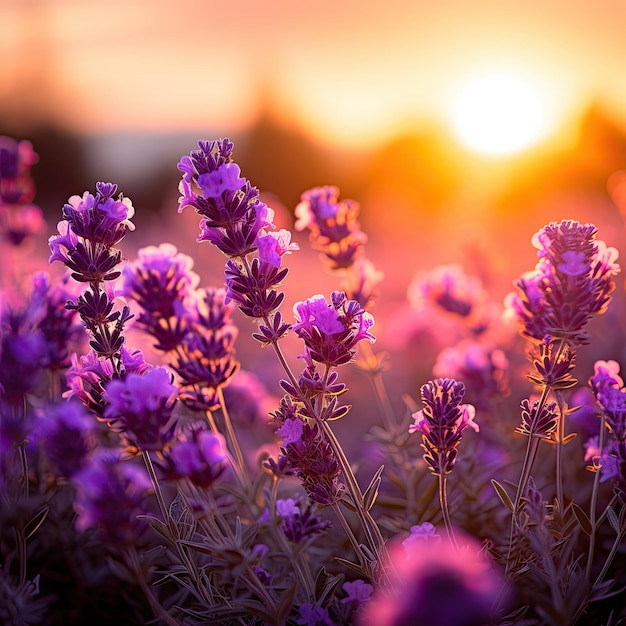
[2,0,626,148]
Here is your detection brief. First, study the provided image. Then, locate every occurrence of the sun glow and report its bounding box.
[449,71,548,157]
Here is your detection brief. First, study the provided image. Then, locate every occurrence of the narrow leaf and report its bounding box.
[276,583,296,626]
[571,503,592,536]
[363,465,384,512]
[607,506,620,534]
[491,479,515,512]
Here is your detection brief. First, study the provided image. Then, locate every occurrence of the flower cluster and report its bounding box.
[409,378,478,476]
[587,359,626,483]
[295,185,382,306]
[0,136,44,246]
[507,220,620,346]
[49,182,135,283]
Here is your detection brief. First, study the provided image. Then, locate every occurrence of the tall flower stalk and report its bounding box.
[408,378,478,547]
[505,219,620,575]
[177,140,388,583]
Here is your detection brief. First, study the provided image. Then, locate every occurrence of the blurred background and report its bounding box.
[2,0,626,359]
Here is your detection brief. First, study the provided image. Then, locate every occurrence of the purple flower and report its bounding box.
[292,292,375,367]
[161,427,227,488]
[103,366,178,451]
[120,243,200,350]
[32,400,96,477]
[294,185,367,271]
[48,182,134,283]
[276,417,304,447]
[409,264,486,319]
[273,497,331,543]
[64,349,114,417]
[297,603,334,626]
[507,220,620,345]
[409,378,478,476]
[584,436,623,483]
[342,579,374,605]
[71,450,151,546]
[177,139,273,258]
[590,359,626,442]
[256,229,299,268]
[360,533,503,626]
[401,522,439,552]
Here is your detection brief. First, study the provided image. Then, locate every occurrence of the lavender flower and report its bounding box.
[64,349,114,417]
[119,243,200,351]
[433,341,509,407]
[295,185,367,271]
[32,400,96,477]
[30,272,85,370]
[49,182,135,283]
[173,287,240,409]
[401,522,439,551]
[160,426,227,488]
[272,497,331,543]
[292,291,375,367]
[177,139,274,258]
[103,366,178,452]
[506,220,620,346]
[360,533,503,626]
[409,378,478,476]
[0,136,44,246]
[71,449,151,546]
[295,186,382,307]
[297,603,334,626]
[341,579,374,606]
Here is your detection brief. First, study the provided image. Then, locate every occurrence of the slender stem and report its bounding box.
[330,501,370,570]
[437,466,459,550]
[585,413,607,584]
[125,545,181,626]
[555,390,566,510]
[215,386,250,490]
[359,341,396,432]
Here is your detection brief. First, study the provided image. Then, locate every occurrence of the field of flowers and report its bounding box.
[0,135,625,625]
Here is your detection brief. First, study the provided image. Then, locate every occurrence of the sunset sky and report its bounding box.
[3,0,626,152]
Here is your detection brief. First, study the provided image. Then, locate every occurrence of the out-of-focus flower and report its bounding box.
[401,522,439,551]
[409,378,478,476]
[271,497,331,543]
[433,341,509,406]
[32,400,96,477]
[360,533,504,626]
[295,186,382,307]
[590,359,626,442]
[120,243,200,351]
[296,602,334,626]
[341,579,374,605]
[71,449,151,546]
[174,287,240,410]
[103,366,177,452]
[160,426,227,488]
[584,436,623,483]
[0,136,44,247]
[506,220,620,346]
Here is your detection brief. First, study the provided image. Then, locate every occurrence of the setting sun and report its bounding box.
[449,72,548,157]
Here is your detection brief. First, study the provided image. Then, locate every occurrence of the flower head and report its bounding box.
[409,378,477,476]
[360,533,503,626]
[103,366,178,451]
[508,220,620,345]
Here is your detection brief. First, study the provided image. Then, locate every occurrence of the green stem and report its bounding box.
[437,466,459,550]
[585,413,607,584]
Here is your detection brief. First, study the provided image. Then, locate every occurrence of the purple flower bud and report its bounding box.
[342,579,374,605]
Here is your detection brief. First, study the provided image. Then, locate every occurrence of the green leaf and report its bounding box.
[491,479,515,513]
[607,506,620,534]
[334,557,367,576]
[363,464,384,511]
[137,514,171,541]
[571,503,593,536]
[24,506,49,541]
[276,583,296,626]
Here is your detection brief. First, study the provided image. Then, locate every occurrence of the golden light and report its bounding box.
[448,71,548,157]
